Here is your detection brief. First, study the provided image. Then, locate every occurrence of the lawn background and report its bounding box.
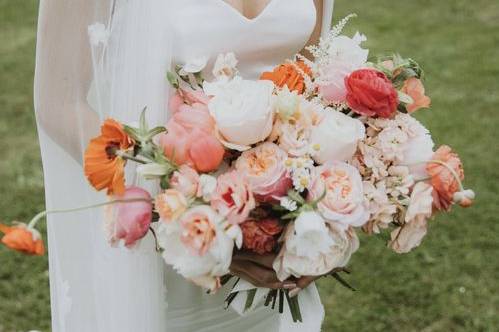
[0,0,498,331]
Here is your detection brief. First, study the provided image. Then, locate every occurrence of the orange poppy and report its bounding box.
[260,61,312,94]
[0,223,45,256]
[84,119,134,195]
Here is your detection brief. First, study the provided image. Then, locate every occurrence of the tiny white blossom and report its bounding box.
[280,197,298,212]
[198,174,217,202]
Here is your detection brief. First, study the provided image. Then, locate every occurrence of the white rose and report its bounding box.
[212,52,239,80]
[310,111,365,164]
[273,221,359,281]
[205,77,275,151]
[286,211,334,259]
[157,206,234,292]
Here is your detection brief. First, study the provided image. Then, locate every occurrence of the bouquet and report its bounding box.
[1,15,475,323]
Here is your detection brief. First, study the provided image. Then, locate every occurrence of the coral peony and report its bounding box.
[160,103,225,173]
[345,69,399,118]
[240,218,283,255]
[427,145,464,211]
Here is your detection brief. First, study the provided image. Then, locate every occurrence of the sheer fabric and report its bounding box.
[34,1,335,331]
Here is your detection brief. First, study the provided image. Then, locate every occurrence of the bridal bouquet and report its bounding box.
[1,16,475,323]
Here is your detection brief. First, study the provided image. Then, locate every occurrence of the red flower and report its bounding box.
[240,219,283,255]
[345,69,399,118]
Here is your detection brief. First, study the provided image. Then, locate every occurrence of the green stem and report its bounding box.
[116,151,150,164]
[27,198,153,229]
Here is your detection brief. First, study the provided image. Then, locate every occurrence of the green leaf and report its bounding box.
[278,289,284,314]
[285,290,303,323]
[167,71,180,89]
[287,190,305,204]
[244,289,257,312]
[331,272,357,291]
[398,90,414,104]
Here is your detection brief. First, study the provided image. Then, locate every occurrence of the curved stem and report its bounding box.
[27,198,153,229]
[427,160,465,192]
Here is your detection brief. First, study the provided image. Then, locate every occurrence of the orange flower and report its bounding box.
[401,77,431,113]
[84,119,134,195]
[260,61,311,94]
[0,223,45,256]
[426,145,464,211]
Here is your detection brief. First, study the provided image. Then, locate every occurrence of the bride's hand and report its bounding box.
[230,251,297,290]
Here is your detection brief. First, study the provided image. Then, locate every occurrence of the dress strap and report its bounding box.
[321,0,334,37]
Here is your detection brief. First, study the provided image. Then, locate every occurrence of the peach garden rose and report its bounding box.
[235,142,292,202]
[309,162,369,227]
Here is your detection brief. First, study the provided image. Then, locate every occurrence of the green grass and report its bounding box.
[0,0,498,331]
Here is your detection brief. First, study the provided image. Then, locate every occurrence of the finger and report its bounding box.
[232,251,276,269]
[296,275,319,290]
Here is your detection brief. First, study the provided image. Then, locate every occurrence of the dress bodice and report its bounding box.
[169,0,317,79]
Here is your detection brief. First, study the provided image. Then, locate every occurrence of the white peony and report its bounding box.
[157,206,234,292]
[396,114,435,180]
[310,110,366,164]
[326,32,368,67]
[273,221,359,281]
[204,77,275,151]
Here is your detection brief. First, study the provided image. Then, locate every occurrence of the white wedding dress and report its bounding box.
[34,1,334,331]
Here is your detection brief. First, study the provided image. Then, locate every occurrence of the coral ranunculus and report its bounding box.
[240,219,283,255]
[427,145,464,211]
[401,77,431,113]
[84,119,134,195]
[0,223,45,256]
[260,61,311,94]
[345,69,399,118]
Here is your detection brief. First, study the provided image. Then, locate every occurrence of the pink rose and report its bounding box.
[309,162,369,227]
[318,61,355,104]
[170,165,200,198]
[160,103,225,173]
[105,187,153,248]
[211,171,255,225]
[235,143,292,202]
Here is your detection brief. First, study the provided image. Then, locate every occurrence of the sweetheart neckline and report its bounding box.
[215,0,280,23]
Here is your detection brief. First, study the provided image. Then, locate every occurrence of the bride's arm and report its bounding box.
[34,1,103,164]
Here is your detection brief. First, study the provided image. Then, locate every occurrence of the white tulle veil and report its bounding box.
[34,1,334,331]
